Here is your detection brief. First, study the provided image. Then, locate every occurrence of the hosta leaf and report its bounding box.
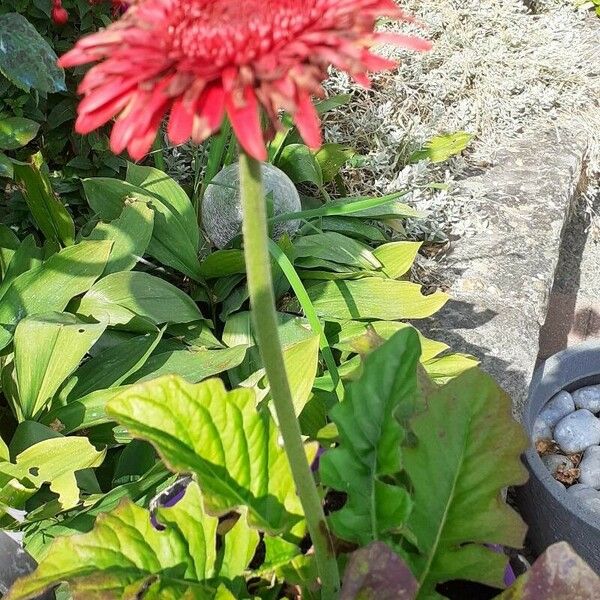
[0,13,65,93]
[14,313,106,421]
[0,235,43,301]
[293,232,381,270]
[107,376,312,535]
[6,483,218,600]
[0,240,111,334]
[77,271,202,330]
[341,541,418,600]
[59,330,164,403]
[404,368,528,596]
[315,144,355,183]
[277,144,323,187]
[320,329,419,545]
[0,437,105,514]
[124,345,248,384]
[305,279,448,321]
[13,153,75,247]
[84,177,202,281]
[0,117,39,150]
[421,352,479,383]
[498,542,600,599]
[313,217,386,242]
[372,242,422,279]
[85,200,154,274]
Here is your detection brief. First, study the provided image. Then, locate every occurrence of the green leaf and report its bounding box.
[124,345,248,384]
[320,329,418,545]
[404,368,528,596]
[421,352,479,383]
[77,271,202,330]
[304,279,448,321]
[6,482,218,600]
[85,200,154,274]
[219,516,260,580]
[14,312,106,420]
[410,132,473,164]
[0,117,39,150]
[293,232,381,270]
[0,152,13,178]
[126,163,199,249]
[199,250,246,279]
[107,376,312,535]
[372,242,422,279]
[0,235,43,301]
[0,240,111,333]
[0,224,21,277]
[0,13,65,93]
[84,177,202,280]
[340,541,418,600]
[59,330,164,403]
[498,542,600,599]
[314,144,355,183]
[0,437,105,514]
[13,153,75,247]
[312,217,386,242]
[277,144,323,187]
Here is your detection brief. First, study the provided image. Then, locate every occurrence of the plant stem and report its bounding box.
[239,151,340,598]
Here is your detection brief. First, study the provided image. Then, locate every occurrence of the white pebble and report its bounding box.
[554,409,600,454]
[572,385,600,413]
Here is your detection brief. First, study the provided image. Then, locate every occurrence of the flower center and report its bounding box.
[167,0,319,68]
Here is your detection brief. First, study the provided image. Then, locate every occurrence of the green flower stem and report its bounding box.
[239,151,340,598]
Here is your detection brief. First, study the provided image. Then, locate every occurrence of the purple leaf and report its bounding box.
[149,475,192,531]
[498,542,600,599]
[341,541,418,600]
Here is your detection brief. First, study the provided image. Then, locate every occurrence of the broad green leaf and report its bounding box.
[293,232,381,270]
[107,376,312,535]
[0,13,65,93]
[0,117,39,150]
[498,542,600,599]
[199,250,246,279]
[277,144,323,186]
[0,152,12,178]
[421,352,479,383]
[126,163,198,248]
[0,436,8,461]
[14,313,106,420]
[341,541,418,600]
[320,329,418,545]
[312,217,386,242]
[315,94,352,114]
[372,242,422,279]
[410,132,473,164]
[404,369,528,596]
[219,516,260,580]
[13,153,75,247]
[0,240,111,333]
[168,321,224,350]
[0,235,43,300]
[59,330,164,403]
[41,386,131,434]
[85,200,154,274]
[125,345,248,384]
[304,279,448,321]
[0,224,20,277]
[315,144,355,183]
[331,321,449,363]
[84,177,202,280]
[77,271,202,330]
[6,483,218,600]
[0,437,105,514]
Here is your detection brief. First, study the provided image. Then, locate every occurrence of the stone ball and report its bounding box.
[202,162,301,248]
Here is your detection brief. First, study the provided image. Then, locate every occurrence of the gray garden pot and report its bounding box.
[0,531,54,599]
[515,340,600,573]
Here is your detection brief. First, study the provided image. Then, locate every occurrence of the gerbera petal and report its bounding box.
[190,86,226,144]
[374,32,433,52]
[294,92,322,150]
[226,86,266,161]
[168,97,195,145]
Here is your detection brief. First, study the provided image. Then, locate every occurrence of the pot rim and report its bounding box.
[524,339,600,531]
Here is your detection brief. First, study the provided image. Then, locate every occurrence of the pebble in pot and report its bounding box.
[532,390,575,442]
[579,446,600,489]
[202,162,301,249]
[553,409,600,454]
[572,385,600,413]
[567,483,600,513]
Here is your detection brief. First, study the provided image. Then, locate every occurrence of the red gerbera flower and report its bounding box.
[59,0,430,161]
